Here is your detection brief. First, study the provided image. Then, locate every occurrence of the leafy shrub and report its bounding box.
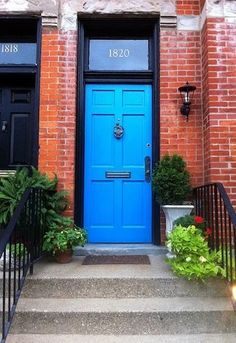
[152,154,192,205]
[0,167,68,228]
[166,224,225,281]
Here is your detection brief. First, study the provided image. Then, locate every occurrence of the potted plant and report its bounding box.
[152,154,193,235]
[43,217,87,263]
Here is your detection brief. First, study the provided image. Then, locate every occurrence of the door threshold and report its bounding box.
[74,244,167,256]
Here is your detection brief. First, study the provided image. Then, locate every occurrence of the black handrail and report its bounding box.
[0,188,44,342]
[193,183,236,284]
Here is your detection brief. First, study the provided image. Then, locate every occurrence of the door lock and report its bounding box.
[1,121,7,133]
[145,156,151,183]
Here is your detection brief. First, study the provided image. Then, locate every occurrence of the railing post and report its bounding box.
[193,182,236,286]
[0,187,45,341]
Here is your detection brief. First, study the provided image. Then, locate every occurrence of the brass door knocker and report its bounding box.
[113,123,124,139]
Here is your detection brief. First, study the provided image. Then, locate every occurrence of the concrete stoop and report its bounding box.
[6,255,236,343]
[6,334,236,343]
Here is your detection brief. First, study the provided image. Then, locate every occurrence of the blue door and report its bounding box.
[84,84,152,243]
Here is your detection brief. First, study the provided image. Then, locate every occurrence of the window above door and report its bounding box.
[89,39,149,71]
[0,18,38,67]
[82,19,157,78]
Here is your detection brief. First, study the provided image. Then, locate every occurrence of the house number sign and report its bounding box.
[89,39,149,71]
[109,48,130,58]
[0,43,37,65]
[1,44,19,53]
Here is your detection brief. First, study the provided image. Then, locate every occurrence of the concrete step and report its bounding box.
[7,254,235,340]
[22,255,229,298]
[6,334,236,343]
[10,297,236,335]
[75,244,167,256]
[22,277,230,298]
[28,255,174,279]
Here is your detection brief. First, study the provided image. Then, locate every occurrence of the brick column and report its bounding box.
[201,16,236,207]
[39,25,77,214]
[39,27,60,175]
[159,16,203,241]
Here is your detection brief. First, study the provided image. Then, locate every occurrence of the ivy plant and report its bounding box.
[166,224,225,281]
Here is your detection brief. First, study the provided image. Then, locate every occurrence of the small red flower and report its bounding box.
[205,228,213,236]
[194,216,204,224]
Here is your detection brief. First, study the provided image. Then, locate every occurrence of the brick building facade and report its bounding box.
[0,0,236,244]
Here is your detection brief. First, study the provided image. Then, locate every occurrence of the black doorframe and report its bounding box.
[0,16,42,169]
[75,18,160,244]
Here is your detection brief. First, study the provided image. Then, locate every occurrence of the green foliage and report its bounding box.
[152,154,192,205]
[6,243,28,258]
[43,217,87,255]
[0,168,85,257]
[0,169,30,224]
[0,167,68,228]
[42,190,69,229]
[166,225,225,281]
[173,215,208,235]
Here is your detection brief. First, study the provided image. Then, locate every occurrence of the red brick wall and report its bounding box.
[39,25,204,241]
[176,0,200,15]
[38,6,236,241]
[201,17,236,207]
[160,29,203,183]
[200,0,206,12]
[39,28,77,213]
[39,28,60,175]
[160,28,203,241]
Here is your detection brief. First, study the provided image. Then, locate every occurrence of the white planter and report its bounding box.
[162,205,194,236]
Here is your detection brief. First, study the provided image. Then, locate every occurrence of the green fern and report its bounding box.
[0,167,69,228]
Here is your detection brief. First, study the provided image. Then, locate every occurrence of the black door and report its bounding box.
[0,75,35,169]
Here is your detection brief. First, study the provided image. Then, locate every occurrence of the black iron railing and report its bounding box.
[0,188,44,342]
[193,183,236,284]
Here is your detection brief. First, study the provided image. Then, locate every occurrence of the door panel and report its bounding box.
[10,113,31,165]
[0,83,34,169]
[84,84,152,243]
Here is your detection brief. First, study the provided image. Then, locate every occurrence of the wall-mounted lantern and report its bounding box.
[178,81,196,121]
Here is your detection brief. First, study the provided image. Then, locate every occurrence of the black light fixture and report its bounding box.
[178,81,196,121]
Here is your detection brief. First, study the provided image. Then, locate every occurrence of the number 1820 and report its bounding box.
[109,49,130,58]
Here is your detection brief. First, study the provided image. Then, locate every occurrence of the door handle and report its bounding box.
[145,156,151,183]
[1,121,7,133]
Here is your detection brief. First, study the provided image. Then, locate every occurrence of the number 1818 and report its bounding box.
[0,44,18,53]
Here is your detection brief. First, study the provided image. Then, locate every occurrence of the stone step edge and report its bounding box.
[74,244,167,256]
[6,334,236,343]
[2,275,231,298]
[15,296,234,313]
[23,277,229,287]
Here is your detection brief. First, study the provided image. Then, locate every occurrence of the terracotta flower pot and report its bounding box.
[54,248,73,263]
